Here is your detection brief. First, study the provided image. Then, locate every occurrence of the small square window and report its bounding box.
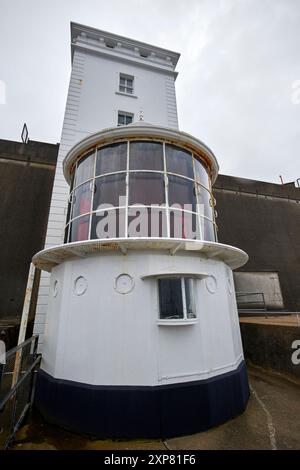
[119,74,134,95]
[158,277,196,321]
[118,111,133,126]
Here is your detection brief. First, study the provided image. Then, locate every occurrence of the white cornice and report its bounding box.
[70,22,180,69]
[32,239,248,272]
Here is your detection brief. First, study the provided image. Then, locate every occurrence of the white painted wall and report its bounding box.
[41,251,243,386]
[78,52,178,133]
[34,35,179,348]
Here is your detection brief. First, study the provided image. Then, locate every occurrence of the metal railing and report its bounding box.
[236,291,266,311]
[0,335,41,449]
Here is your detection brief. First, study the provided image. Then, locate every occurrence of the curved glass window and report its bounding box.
[202,218,216,242]
[75,152,95,186]
[91,208,126,239]
[93,174,126,210]
[197,184,213,220]
[129,172,165,206]
[168,175,197,211]
[66,139,216,243]
[169,210,199,239]
[129,141,163,171]
[166,144,194,179]
[69,215,90,242]
[96,142,127,176]
[71,181,93,219]
[194,158,210,190]
[128,207,168,238]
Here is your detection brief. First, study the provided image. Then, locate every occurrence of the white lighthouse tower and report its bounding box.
[33,23,249,438]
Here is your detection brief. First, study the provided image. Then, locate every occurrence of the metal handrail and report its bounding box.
[2,334,39,362]
[0,356,41,412]
[0,335,41,449]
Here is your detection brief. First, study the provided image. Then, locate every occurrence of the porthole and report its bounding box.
[205,275,217,294]
[53,280,59,297]
[114,273,134,294]
[74,276,88,296]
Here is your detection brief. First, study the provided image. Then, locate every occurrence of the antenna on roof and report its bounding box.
[21,123,29,144]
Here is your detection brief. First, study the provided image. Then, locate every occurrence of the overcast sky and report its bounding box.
[1,0,299,183]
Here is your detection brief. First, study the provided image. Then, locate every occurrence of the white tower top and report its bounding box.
[69,22,180,136]
[71,22,180,71]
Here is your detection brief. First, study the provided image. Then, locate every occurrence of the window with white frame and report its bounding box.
[118,111,133,126]
[158,277,196,320]
[119,74,134,94]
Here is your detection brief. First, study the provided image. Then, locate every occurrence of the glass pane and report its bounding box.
[129,172,165,205]
[185,278,196,318]
[71,181,93,219]
[201,217,216,241]
[69,215,90,242]
[125,115,133,124]
[158,278,184,320]
[197,185,213,219]
[169,210,199,239]
[126,87,133,94]
[93,174,126,211]
[127,78,133,87]
[168,175,197,211]
[128,207,167,238]
[118,114,125,125]
[64,224,70,244]
[65,198,72,226]
[166,144,194,178]
[129,141,163,171]
[75,152,95,187]
[96,142,127,176]
[120,77,126,85]
[194,158,210,189]
[91,208,126,239]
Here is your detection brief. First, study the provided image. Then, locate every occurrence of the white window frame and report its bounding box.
[157,276,197,325]
[117,111,134,126]
[119,73,134,95]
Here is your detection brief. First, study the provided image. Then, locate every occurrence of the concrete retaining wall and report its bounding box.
[240,323,300,381]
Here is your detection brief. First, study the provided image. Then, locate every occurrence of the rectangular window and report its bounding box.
[118,111,133,126]
[119,74,134,94]
[158,277,196,321]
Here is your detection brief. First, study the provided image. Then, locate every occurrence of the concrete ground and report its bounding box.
[11,366,300,451]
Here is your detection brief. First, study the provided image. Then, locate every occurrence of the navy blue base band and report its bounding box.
[35,360,249,438]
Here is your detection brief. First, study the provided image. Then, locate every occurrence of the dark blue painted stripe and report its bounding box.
[35,360,249,438]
